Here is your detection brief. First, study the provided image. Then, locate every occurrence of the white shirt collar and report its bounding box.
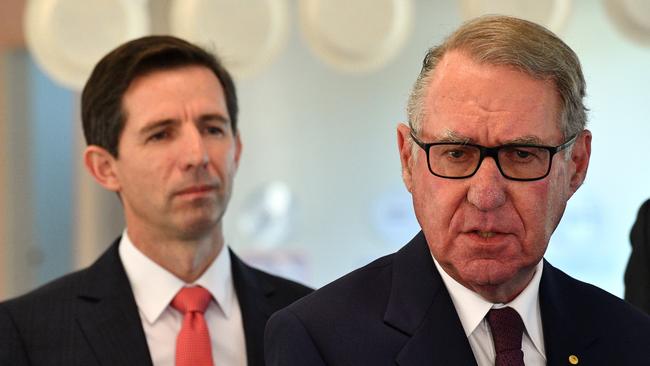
[433,255,545,356]
[119,229,235,324]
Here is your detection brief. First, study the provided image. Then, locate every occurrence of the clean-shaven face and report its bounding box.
[112,65,241,240]
[400,50,590,301]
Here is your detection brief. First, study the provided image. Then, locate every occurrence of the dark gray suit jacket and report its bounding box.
[265,231,650,365]
[625,198,650,314]
[0,239,312,365]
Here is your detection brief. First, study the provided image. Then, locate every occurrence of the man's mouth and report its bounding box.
[475,231,496,239]
[176,185,216,196]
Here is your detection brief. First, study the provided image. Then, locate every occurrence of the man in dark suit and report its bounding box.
[625,198,650,314]
[265,15,650,365]
[0,35,311,366]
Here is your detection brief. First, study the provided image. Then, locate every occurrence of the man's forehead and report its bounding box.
[419,114,564,145]
[419,51,564,144]
[114,67,230,151]
[428,129,548,145]
[428,51,560,99]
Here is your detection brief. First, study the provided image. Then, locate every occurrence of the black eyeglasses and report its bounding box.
[410,132,578,181]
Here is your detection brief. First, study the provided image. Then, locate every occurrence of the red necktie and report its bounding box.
[171,286,214,366]
[487,307,525,366]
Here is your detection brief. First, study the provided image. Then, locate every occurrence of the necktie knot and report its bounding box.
[172,286,212,314]
[172,286,214,366]
[487,307,525,366]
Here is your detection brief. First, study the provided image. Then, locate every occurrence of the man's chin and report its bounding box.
[174,215,220,240]
[459,261,519,286]
[458,261,536,301]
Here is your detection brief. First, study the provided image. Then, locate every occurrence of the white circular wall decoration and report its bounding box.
[169,0,290,78]
[459,0,572,34]
[237,181,296,249]
[605,0,650,47]
[299,0,413,73]
[24,0,150,90]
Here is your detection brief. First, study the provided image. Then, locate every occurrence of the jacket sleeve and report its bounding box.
[625,199,650,314]
[264,308,327,366]
[0,302,30,366]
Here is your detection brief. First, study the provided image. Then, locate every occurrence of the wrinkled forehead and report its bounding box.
[421,51,564,144]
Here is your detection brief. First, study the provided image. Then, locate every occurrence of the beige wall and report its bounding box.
[0,0,25,299]
[0,0,125,299]
[1,54,5,298]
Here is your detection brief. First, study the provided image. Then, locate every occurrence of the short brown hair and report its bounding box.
[81,35,238,157]
[407,15,587,139]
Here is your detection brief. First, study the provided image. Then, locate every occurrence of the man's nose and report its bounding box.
[466,157,507,211]
[180,125,209,170]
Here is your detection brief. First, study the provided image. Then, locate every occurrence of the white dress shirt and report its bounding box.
[119,230,247,366]
[433,256,546,366]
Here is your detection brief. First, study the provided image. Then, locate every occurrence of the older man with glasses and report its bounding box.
[265,15,650,366]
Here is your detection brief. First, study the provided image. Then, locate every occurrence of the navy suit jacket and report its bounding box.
[0,238,312,366]
[625,198,650,314]
[265,232,650,365]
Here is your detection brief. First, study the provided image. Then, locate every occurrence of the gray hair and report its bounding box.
[407,15,587,141]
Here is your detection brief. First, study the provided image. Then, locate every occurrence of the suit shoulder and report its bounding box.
[230,253,313,317]
[1,240,121,312]
[247,264,313,299]
[0,266,93,343]
[284,253,395,316]
[266,252,398,366]
[641,198,650,214]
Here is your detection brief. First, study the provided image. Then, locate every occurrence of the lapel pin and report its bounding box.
[568,354,579,364]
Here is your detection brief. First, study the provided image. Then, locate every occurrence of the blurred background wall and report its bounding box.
[1,0,650,299]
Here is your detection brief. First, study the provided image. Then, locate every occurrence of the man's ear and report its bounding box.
[233,132,243,169]
[569,129,592,194]
[397,123,415,193]
[83,145,121,192]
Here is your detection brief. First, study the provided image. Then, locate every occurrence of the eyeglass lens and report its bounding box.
[428,144,551,179]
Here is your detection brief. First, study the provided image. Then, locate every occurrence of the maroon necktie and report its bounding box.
[487,307,525,366]
[171,286,214,366]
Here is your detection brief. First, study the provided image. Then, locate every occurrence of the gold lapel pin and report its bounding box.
[568,355,579,365]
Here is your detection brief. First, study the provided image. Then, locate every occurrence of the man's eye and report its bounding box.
[148,131,169,142]
[448,150,465,159]
[441,147,474,161]
[205,126,224,135]
[504,147,542,163]
[515,150,532,159]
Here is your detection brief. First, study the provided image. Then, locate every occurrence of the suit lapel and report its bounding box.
[230,249,275,366]
[75,240,153,366]
[539,260,597,365]
[386,232,478,366]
